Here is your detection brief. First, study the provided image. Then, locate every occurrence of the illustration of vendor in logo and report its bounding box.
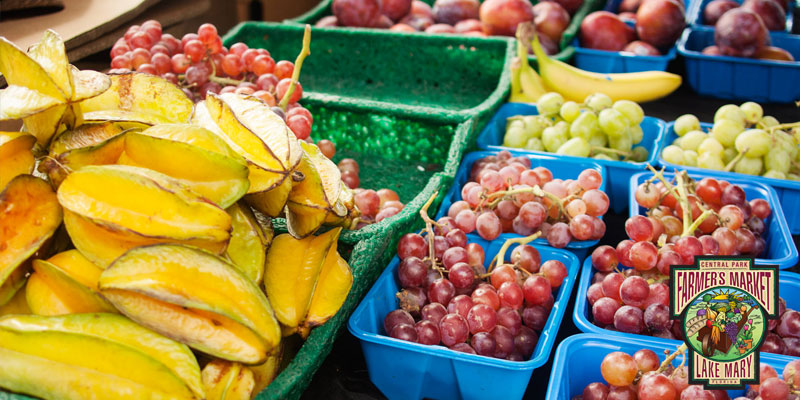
[684,290,763,360]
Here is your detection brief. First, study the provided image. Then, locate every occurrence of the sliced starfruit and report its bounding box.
[202,359,255,400]
[80,72,193,125]
[57,165,231,262]
[196,94,302,216]
[26,250,116,316]
[285,142,345,238]
[119,129,250,208]
[226,202,272,285]
[0,175,62,306]
[298,240,352,338]
[99,244,281,364]
[263,228,342,335]
[0,313,204,399]
[40,128,127,187]
[0,132,36,189]
[0,286,30,316]
[0,31,110,145]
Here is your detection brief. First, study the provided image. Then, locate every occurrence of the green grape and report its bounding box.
[787,173,800,181]
[674,114,700,136]
[584,93,612,112]
[763,170,787,180]
[759,115,780,128]
[570,111,599,140]
[525,137,545,151]
[711,119,744,147]
[662,145,685,165]
[507,118,525,131]
[740,101,763,124]
[556,137,591,157]
[542,125,568,152]
[683,150,698,167]
[714,104,746,127]
[612,100,644,125]
[698,152,725,170]
[773,132,798,158]
[588,130,608,147]
[594,153,617,161]
[722,147,738,164]
[678,130,707,151]
[538,92,564,116]
[698,137,724,156]
[765,148,791,174]
[522,115,549,138]
[630,125,644,144]
[734,156,764,175]
[554,121,570,135]
[560,101,581,122]
[598,108,629,137]
[734,129,770,157]
[503,126,528,148]
[631,146,649,162]
[609,129,633,153]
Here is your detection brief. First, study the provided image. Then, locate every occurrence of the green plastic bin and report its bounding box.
[222,21,511,132]
[288,0,607,66]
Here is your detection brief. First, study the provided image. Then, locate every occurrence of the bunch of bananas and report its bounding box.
[0,29,354,400]
[509,22,682,104]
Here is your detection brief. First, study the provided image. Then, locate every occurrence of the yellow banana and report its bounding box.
[509,29,547,103]
[527,24,681,103]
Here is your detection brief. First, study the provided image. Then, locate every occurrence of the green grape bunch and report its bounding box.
[502,92,650,163]
[662,102,800,181]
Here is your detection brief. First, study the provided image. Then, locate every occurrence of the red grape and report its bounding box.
[523,275,551,305]
[467,303,497,334]
[421,303,447,325]
[600,352,637,386]
[384,309,414,333]
[620,276,650,307]
[439,313,469,346]
[472,286,501,310]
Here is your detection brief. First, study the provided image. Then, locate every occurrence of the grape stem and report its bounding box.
[647,165,692,234]
[279,24,311,110]
[488,232,542,272]
[419,190,441,275]
[723,148,748,172]
[657,343,688,374]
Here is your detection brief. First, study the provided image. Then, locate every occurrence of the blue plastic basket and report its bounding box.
[348,241,580,400]
[545,333,791,400]
[687,0,795,33]
[677,27,800,102]
[474,103,666,214]
[659,121,800,234]
[574,256,800,349]
[629,171,798,268]
[603,0,700,21]
[435,150,608,261]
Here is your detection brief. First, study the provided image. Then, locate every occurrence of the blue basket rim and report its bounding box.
[476,102,669,170]
[435,149,610,249]
[571,37,678,61]
[628,170,799,267]
[686,0,796,34]
[677,27,800,67]
[348,243,580,372]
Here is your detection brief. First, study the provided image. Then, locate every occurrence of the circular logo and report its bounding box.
[682,287,765,361]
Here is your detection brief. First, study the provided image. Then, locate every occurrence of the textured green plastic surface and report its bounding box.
[222,22,512,126]
[290,0,607,66]
[268,98,470,245]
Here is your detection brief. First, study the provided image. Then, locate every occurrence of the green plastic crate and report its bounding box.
[222,22,512,129]
[289,0,607,66]
[266,98,470,245]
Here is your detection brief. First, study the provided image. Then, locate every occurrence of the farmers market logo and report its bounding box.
[670,256,778,389]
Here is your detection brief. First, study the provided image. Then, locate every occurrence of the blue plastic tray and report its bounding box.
[348,241,580,400]
[687,0,795,33]
[659,121,800,234]
[574,256,800,349]
[603,0,699,21]
[435,150,608,261]
[545,333,791,400]
[629,171,798,268]
[474,103,666,214]
[677,27,800,102]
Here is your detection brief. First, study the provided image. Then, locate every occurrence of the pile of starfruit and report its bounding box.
[0,29,356,400]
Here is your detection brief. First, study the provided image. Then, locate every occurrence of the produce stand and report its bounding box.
[3,0,800,399]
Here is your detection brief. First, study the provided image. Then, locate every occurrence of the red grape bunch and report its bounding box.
[738,361,800,400]
[761,297,800,357]
[577,347,734,400]
[384,194,569,360]
[445,150,609,248]
[108,20,314,140]
[587,168,773,339]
